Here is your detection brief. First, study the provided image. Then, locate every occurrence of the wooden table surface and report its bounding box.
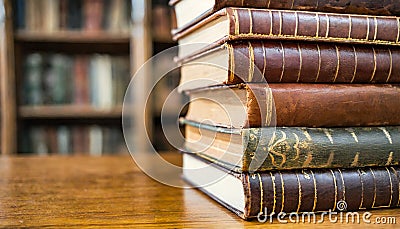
[0,152,398,228]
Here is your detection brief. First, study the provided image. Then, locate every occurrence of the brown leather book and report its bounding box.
[179,41,400,91]
[175,8,400,57]
[170,0,400,30]
[186,83,400,127]
[184,153,400,220]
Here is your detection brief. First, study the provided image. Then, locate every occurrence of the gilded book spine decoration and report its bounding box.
[242,126,400,171]
[226,8,400,45]
[214,0,400,16]
[242,166,400,218]
[224,41,400,83]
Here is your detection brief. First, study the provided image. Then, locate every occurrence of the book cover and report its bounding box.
[185,83,400,128]
[183,153,400,220]
[179,40,400,91]
[171,0,400,30]
[175,8,400,58]
[182,119,400,172]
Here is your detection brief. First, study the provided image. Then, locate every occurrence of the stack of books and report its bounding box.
[171,0,400,220]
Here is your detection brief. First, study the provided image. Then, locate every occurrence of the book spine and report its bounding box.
[24,53,44,105]
[46,126,58,154]
[59,0,68,30]
[89,125,103,156]
[57,126,71,155]
[83,0,104,32]
[227,8,400,46]
[97,55,113,108]
[73,56,89,104]
[242,126,400,172]
[14,0,25,29]
[30,127,48,155]
[216,0,400,16]
[242,166,400,219]
[43,0,59,32]
[67,0,82,30]
[72,126,88,154]
[246,84,400,127]
[228,41,400,83]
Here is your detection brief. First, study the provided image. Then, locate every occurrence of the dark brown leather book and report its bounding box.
[175,8,400,57]
[179,41,400,91]
[182,119,400,172]
[184,153,400,220]
[171,0,400,30]
[186,83,400,127]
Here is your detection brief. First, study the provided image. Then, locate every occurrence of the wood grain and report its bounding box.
[0,153,398,228]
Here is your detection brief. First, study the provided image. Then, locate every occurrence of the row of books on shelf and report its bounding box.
[23,53,131,108]
[20,125,127,155]
[13,0,131,33]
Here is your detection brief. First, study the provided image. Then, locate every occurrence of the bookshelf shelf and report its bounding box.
[14,31,131,44]
[19,105,123,119]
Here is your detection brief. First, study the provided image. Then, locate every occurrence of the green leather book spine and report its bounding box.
[242,126,399,172]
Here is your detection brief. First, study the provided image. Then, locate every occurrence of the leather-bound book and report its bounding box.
[175,8,400,57]
[185,83,400,127]
[182,119,400,172]
[179,40,400,91]
[170,0,400,30]
[183,152,400,220]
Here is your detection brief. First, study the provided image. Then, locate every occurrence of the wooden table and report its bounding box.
[0,153,398,228]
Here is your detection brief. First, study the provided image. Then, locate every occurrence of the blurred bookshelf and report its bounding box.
[1,0,178,155]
